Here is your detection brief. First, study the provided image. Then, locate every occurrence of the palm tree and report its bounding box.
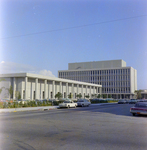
[68,93,73,99]
[134,90,143,99]
[7,86,13,100]
[55,92,63,100]
[0,78,5,97]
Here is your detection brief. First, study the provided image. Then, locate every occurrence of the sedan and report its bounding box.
[59,101,77,108]
[129,99,138,104]
[77,99,91,107]
[118,99,126,104]
[130,102,147,116]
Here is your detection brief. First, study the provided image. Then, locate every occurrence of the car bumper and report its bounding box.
[130,110,147,115]
[59,105,68,108]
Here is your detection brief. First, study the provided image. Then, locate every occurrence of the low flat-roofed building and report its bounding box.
[0,73,102,100]
[141,90,147,99]
[58,60,137,99]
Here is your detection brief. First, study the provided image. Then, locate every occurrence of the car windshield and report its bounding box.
[63,101,70,103]
[135,103,147,107]
[78,100,84,102]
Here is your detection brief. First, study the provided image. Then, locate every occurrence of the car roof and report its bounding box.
[136,102,147,105]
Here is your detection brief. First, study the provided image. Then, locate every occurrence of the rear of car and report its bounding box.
[118,99,126,104]
[77,99,91,107]
[130,102,147,116]
[59,101,77,108]
[129,99,137,104]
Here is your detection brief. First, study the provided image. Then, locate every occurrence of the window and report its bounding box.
[33,91,35,100]
[43,91,44,99]
[64,92,66,98]
[23,90,25,99]
[51,92,53,98]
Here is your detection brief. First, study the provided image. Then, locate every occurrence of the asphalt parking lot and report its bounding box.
[0,104,147,150]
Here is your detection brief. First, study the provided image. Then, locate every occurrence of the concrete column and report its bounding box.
[82,85,83,98]
[86,86,88,95]
[35,78,38,99]
[44,80,47,99]
[77,84,79,95]
[90,86,91,98]
[21,88,23,100]
[60,82,62,93]
[31,82,33,100]
[97,87,99,94]
[48,81,50,99]
[52,81,55,99]
[72,83,74,99]
[25,77,28,100]
[66,83,68,98]
[13,77,15,100]
[93,86,95,94]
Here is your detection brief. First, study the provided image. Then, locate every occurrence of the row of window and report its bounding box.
[62,76,130,83]
[59,69,130,77]
[102,87,130,93]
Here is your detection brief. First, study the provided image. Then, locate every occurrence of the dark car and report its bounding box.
[130,102,147,116]
[128,99,138,104]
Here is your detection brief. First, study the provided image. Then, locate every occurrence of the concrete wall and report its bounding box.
[68,60,126,70]
[0,73,101,100]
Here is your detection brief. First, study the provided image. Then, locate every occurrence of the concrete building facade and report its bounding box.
[0,73,102,100]
[58,60,137,99]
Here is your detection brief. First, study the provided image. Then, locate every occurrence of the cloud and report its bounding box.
[0,61,55,77]
[39,70,55,77]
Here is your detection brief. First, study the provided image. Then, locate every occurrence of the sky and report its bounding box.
[0,0,147,89]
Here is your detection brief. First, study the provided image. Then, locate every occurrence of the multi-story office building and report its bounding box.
[0,73,102,100]
[58,60,137,99]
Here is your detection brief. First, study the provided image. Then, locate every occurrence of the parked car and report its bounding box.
[129,99,138,104]
[130,102,147,116]
[59,100,77,108]
[125,99,130,103]
[118,99,126,104]
[77,99,91,107]
[138,99,147,102]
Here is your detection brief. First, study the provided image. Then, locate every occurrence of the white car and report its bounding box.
[77,99,91,107]
[59,101,77,108]
[130,102,147,116]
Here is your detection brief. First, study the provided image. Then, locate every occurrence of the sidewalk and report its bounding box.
[0,106,59,113]
[0,103,117,113]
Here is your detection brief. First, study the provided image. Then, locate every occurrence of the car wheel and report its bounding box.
[132,113,135,116]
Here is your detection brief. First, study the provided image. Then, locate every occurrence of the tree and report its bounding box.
[103,94,107,98]
[85,95,90,98]
[55,92,63,100]
[97,94,102,98]
[108,94,112,98]
[0,78,5,82]
[15,91,21,100]
[7,85,13,99]
[134,90,143,99]
[0,78,5,96]
[91,94,97,98]
[77,93,82,99]
[68,93,73,99]
[0,87,3,94]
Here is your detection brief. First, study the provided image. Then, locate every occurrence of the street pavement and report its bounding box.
[0,104,147,150]
[0,103,117,113]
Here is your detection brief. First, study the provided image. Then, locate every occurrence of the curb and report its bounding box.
[0,103,117,113]
[91,102,118,106]
[0,106,59,113]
